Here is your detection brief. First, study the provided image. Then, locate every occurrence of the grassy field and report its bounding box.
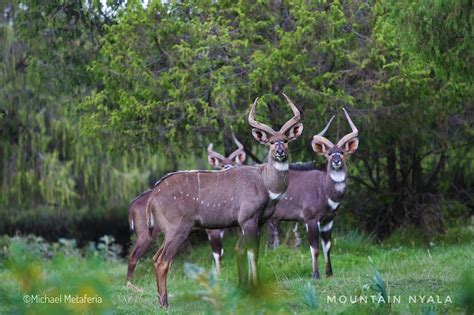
[0,223,473,314]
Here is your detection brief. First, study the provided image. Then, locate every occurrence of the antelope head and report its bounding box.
[207,135,246,170]
[311,108,359,175]
[248,94,303,164]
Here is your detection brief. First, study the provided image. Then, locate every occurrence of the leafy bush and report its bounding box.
[1,236,112,314]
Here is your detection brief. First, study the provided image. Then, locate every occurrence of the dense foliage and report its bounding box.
[1,0,472,239]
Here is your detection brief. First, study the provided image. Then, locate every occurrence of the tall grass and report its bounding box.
[0,225,473,314]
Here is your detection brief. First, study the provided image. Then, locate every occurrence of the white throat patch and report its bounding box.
[328,198,339,210]
[330,171,346,183]
[335,182,346,192]
[269,190,284,200]
[273,162,289,171]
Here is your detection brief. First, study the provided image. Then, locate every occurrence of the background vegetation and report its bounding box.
[1,0,473,313]
[1,0,472,241]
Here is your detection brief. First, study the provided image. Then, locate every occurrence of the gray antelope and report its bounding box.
[125,136,246,290]
[146,94,303,307]
[268,108,359,279]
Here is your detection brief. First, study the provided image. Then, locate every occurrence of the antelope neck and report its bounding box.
[325,168,346,202]
[264,156,289,196]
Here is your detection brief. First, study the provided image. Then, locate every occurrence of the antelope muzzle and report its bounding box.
[274,140,287,162]
[331,153,342,170]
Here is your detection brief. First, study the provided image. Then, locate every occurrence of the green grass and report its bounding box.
[0,224,473,314]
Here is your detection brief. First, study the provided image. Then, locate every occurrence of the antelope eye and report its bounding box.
[283,139,288,143]
[270,141,275,145]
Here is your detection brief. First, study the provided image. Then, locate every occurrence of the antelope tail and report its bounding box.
[127,207,135,233]
[146,200,155,237]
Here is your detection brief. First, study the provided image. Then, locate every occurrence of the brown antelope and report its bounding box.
[146,94,303,307]
[206,135,246,273]
[268,108,358,279]
[125,136,246,290]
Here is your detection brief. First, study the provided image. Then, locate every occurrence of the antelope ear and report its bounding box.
[342,138,359,154]
[286,123,303,142]
[311,138,330,156]
[251,128,270,144]
[234,152,246,165]
[207,156,223,168]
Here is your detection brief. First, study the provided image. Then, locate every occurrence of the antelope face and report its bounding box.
[311,108,359,176]
[223,160,236,170]
[251,127,303,163]
[248,94,303,165]
[207,136,247,170]
[208,154,245,170]
[270,135,289,162]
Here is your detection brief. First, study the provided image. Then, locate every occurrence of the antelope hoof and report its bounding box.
[159,294,169,308]
[126,282,143,292]
[326,269,333,277]
[312,271,320,280]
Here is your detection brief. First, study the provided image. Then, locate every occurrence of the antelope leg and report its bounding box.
[126,235,152,289]
[307,220,320,279]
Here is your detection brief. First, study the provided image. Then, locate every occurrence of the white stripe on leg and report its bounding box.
[321,240,331,262]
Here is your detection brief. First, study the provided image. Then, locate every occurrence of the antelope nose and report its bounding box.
[276,149,285,156]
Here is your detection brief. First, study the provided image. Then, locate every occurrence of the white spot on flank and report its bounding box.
[328,198,339,210]
[230,197,234,201]
[166,181,169,186]
[320,220,333,232]
[335,182,346,192]
[220,230,224,239]
[273,161,289,171]
[322,240,331,262]
[173,196,176,200]
[130,219,135,231]
[330,171,346,183]
[186,193,189,197]
[269,190,284,200]
[201,201,204,204]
